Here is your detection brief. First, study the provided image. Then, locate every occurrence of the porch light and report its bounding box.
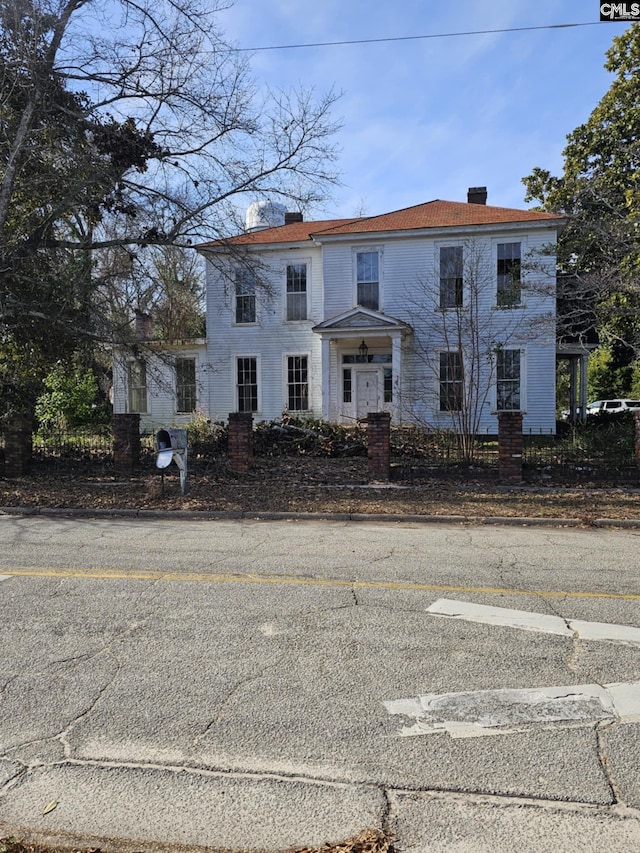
[358,339,369,362]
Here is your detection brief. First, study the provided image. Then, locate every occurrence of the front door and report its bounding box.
[356,370,379,418]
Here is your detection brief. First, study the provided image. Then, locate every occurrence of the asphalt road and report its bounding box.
[1,515,640,852]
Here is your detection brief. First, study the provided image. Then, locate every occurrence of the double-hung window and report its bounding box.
[439,246,463,309]
[286,264,308,321]
[237,357,258,412]
[497,242,521,307]
[496,349,521,411]
[356,251,379,310]
[235,268,256,324]
[439,351,463,411]
[128,360,147,413]
[286,355,308,411]
[176,357,196,413]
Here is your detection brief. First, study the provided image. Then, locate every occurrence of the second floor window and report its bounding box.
[439,246,463,309]
[497,242,521,307]
[286,264,307,320]
[235,269,256,323]
[176,357,196,413]
[356,251,379,310]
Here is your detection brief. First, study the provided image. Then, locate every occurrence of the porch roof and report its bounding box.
[312,307,411,338]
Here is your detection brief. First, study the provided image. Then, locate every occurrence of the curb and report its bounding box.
[2,505,640,528]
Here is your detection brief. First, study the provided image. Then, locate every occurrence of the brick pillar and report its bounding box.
[635,411,640,466]
[4,413,33,476]
[228,412,253,473]
[367,412,391,481]
[498,411,523,483]
[113,413,141,473]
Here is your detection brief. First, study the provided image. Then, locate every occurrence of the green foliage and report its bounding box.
[35,363,108,430]
[522,23,640,363]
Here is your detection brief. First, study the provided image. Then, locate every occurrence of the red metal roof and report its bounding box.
[198,200,564,249]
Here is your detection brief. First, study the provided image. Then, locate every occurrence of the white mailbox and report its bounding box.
[155,428,188,494]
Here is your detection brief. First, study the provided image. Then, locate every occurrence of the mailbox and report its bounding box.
[155,428,188,494]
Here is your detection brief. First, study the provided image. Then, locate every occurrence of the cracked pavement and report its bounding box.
[1,516,640,851]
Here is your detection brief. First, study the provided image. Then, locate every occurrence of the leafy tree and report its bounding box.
[34,362,107,430]
[0,0,340,417]
[522,23,640,393]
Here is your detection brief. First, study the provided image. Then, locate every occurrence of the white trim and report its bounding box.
[491,345,527,414]
[282,351,312,413]
[434,240,465,311]
[353,246,384,311]
[283,258,312,323]
[233,353,262,415]
[492,235,529,309]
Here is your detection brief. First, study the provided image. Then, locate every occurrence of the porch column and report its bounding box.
[391,333,403,424]
[579,353,588,423]
[321,337,331,421]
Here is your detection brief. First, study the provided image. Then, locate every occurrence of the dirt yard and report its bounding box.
[1,457,639,524]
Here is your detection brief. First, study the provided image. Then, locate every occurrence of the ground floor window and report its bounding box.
[128,359,147,413]
[237,357,258,412]
[176,357,196,413]
[287,355,308,411]
[439,351,463,411]
[496,349,521,411]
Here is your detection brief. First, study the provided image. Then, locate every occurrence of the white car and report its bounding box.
[560,399,640,419]
[586,399,640,415]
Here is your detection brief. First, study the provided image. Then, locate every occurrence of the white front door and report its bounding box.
[356,370,379,418]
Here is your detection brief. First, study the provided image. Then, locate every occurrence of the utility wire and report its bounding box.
[237,21,603,53]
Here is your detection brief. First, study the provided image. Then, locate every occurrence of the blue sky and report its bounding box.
[217,0,630,218]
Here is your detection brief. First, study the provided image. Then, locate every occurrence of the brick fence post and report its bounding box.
[4,413,33,476]
[498,411,523,483]
[113,413,141,473]
[228,412,253,473]
[367,411,391,481]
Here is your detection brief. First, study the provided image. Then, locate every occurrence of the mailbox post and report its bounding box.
[155,428,188,494]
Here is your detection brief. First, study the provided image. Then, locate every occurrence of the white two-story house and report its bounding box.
[113,188,565,434]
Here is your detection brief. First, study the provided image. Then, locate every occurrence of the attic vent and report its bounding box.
[467,186,487,205]
[285,212,303,224]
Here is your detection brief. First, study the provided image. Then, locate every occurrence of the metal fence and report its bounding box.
[1,420,638,482]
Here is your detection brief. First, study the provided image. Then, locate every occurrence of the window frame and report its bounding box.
[438,245,464,310]
[127,359,148,413]
[234,267,257,325]
[285,261,309,322]
[354,248,382,311]
[175,356,197,414]
[495,348,523,412]
[236,355,260,413]
[438,350,463,412]
[496,241,522,308]
[284,353,310,412]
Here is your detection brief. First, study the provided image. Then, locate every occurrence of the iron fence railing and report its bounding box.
[1,421,638,482]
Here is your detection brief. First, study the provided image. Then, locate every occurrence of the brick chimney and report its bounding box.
[135,309,154,340]
[284,212,303,224]
[467,186,487,205]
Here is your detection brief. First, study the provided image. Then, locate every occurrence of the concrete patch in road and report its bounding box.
[384,681,640,738]
[427,598,640,646]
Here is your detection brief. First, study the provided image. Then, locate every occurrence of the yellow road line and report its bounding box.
[3,566,640,601]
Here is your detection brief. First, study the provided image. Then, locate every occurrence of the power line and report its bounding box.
[237,20,602,53]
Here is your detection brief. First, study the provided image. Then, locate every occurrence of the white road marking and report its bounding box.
[426,598,640,646]
[384,681,640,739]
[0,575,10,582]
